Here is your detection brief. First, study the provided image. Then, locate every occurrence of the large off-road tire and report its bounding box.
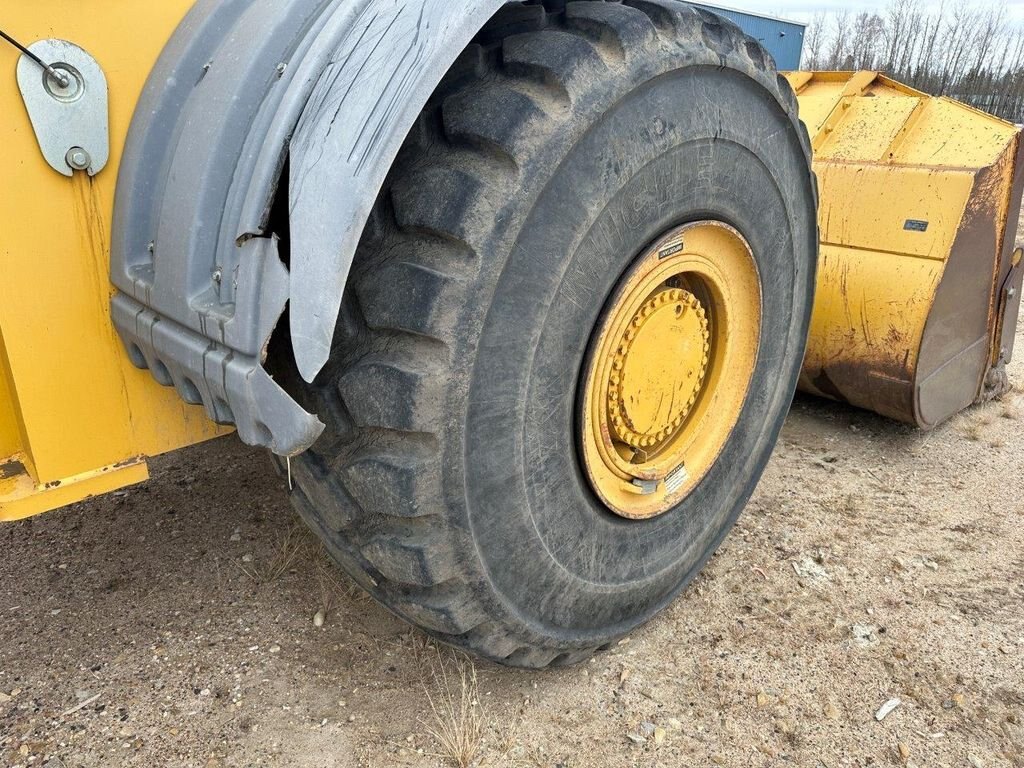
[273,0,817,667]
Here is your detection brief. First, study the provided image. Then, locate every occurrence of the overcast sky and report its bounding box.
[726,0,1024,23]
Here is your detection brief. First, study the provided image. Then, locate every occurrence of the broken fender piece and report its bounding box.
[112,237,324,455]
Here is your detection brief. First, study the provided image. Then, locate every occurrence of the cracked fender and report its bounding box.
[111,0,506,455]
[287,0,508,381]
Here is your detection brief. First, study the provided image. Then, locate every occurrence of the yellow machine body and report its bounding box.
[788,71,1024,427]
[0,3,223,521]
[2,23,1023,522]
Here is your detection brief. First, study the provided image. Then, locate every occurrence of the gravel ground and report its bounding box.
[2,320,1023,766]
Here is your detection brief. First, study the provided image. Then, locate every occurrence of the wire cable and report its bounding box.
[0,28,70,88]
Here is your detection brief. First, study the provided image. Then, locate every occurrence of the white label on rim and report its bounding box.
[665,464,689,495]
[659,241,684,260]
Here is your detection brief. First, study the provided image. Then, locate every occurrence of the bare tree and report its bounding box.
[849,12,886,70]
[826,10,852,69]
[800,0,1024,121]
[883,0,918,71]
[803,12,827,70]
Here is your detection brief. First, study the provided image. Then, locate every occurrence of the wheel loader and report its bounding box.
[2,1,1021,668]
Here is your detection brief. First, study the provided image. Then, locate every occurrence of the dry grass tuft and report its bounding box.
[313,546,348,622]
[962,421,985,442]
[495,717,521,762]
[421,651,484,768]
[237,525,308,584]
[310,545,375,605]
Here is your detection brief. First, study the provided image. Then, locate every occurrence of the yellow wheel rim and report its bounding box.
[580,221,762,520]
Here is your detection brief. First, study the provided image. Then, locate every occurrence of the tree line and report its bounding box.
[801,0,1024,122]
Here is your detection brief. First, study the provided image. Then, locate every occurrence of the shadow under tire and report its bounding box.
[274,0,818,668]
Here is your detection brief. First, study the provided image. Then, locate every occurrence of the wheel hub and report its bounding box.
[607,289,710,451]
[579,221,762,520]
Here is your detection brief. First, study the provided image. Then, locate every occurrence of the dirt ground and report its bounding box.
[3,331,1024,765]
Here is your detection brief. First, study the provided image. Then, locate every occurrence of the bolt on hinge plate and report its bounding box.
[16,39,109,177]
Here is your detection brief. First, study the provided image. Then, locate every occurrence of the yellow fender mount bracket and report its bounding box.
[789,71,1024,428]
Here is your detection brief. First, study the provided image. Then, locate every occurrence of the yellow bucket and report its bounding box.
[790,71,1024,427]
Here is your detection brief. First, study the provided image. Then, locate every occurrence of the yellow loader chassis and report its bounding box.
[1,11,1021,519]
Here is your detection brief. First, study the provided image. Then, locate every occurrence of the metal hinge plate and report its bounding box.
[16,39,109,177]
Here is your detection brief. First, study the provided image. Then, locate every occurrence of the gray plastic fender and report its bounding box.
[288,0,508,381]
[111,0,506,455]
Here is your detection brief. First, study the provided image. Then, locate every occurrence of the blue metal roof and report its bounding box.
[690,3,806,71]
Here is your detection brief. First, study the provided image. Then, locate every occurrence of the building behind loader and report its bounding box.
[691,3,806,70]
